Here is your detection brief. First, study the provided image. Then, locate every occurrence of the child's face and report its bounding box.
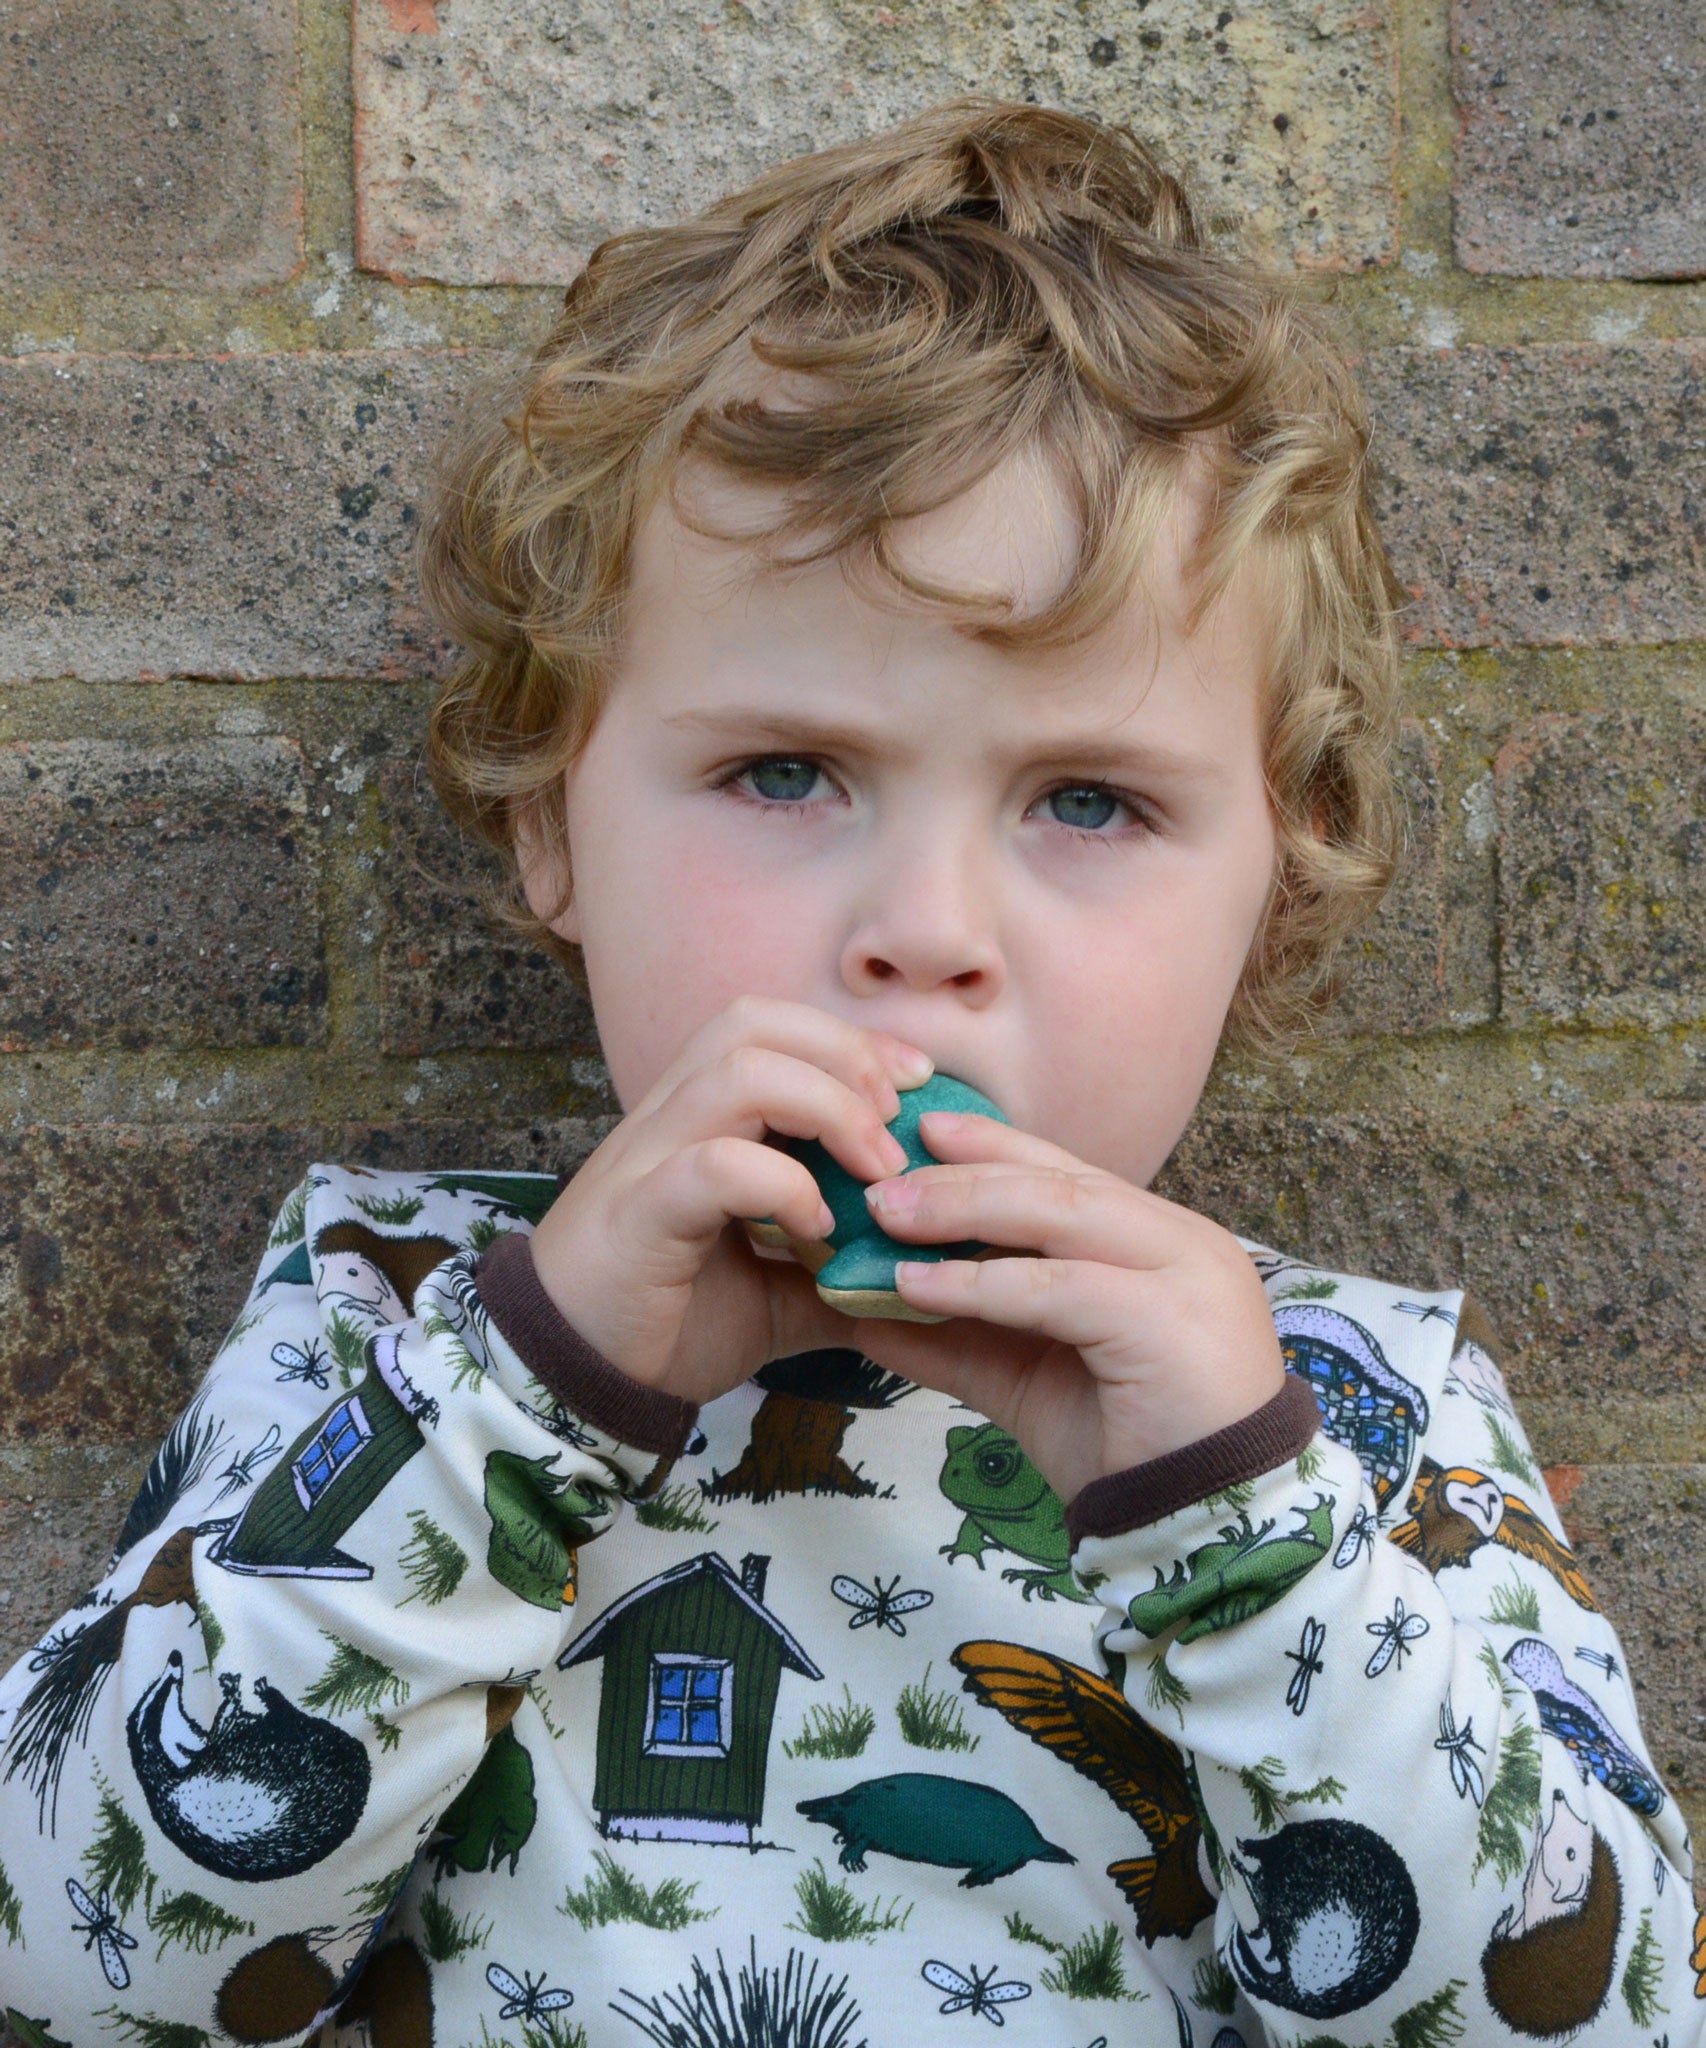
[532,446,1277,1188]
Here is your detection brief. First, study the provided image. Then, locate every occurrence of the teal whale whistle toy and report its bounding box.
[745,1071,1007,1322]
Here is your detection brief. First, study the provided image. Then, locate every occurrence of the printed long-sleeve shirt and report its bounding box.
[0,1162,1699,2048]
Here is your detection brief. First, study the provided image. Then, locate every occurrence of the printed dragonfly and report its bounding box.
[65,1877,137,1990]
[487,1961,575,2022]
[272,1338,332,1391]
[831,1573,935,1635]
[1364,1597,1429,1678]
[1435,1697,1486,1806]
[922,1959,1033,2024]
[1284,1617,1325,1715]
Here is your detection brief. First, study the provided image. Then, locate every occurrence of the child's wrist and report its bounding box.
[1067,1373,1320,1546]
[474,1232,701,1451]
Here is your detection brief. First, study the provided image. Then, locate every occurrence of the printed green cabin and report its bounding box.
[210,1327,435,1579]
[559,1551,823,1846]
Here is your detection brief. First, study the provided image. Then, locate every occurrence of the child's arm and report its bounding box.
[0,1170,698,2042]
[862,1116,1702,2045]
[1068,1329,1698,2045]
[0,1001,922,2042]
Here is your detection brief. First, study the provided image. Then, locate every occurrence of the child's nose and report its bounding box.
[837,853,1006,1005]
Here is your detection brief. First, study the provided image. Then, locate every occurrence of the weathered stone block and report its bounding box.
[0,1445,154,1674]
[379,761,599,1055]
[0,738,326,1050]
[1364,344,1706,646]
[1498,709,1706,1029]
[0,353,470,684]
[1550,1465,1706,1796]
[0,1117,609,1444]
[1318,723,1447,1036]
[1158,1101,1706,1402]
[353,0,1397,284]
[0,0,303,286]
[1452,0,1706,280]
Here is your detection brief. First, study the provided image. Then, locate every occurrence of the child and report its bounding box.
[0,99,1698,2048]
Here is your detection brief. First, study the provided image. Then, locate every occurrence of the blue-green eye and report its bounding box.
[743,757,823,803]
[1045,784,1122,831]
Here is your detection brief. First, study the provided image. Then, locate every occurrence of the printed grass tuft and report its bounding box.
[895,1663,978,1752]
[786,1861,912,1944]
[560,1850,715,1931]
[781,1686,876,1760]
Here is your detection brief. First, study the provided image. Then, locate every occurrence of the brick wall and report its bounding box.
[2,0,1703,1959]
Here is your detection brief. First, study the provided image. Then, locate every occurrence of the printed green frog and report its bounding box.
[937,1421,1093,1604]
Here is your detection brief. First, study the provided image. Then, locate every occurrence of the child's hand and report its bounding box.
[849,1112,1286,1503]
[524,998,935,1406]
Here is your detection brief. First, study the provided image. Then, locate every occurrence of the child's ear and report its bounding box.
[515,809,580,945]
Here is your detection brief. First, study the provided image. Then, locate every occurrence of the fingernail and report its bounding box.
[866,1177,917,1216]
[894,1043,935,1085]
[879,1132,909,1173]
[815,1201,836,1238]
[895,1261,930,1284]
[920,1110,963,1133]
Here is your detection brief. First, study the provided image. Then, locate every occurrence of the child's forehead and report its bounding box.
[647,431,1233,646]
[614,463,1272,756]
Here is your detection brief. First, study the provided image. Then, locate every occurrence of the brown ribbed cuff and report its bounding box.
[1064,1372,1323,1548]
[474,1230,700,1458]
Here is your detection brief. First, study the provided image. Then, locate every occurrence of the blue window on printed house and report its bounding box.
[645,1657,731,1755]
[291,1396,373,1510]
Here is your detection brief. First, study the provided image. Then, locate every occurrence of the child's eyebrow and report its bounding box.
[662,707,1223,780]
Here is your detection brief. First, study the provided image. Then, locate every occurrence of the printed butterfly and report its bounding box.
[922,1959,1032,2024]
[487,1961,575,2021]
[831,1573,934,1635]
[65,1876,137,1990]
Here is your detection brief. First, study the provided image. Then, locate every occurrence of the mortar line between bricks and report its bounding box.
[299,0,358,275]
[8,1027,1706,1125]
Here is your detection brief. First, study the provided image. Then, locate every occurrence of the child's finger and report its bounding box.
[644,1136,834,1251]
[893,1254,1142,1355]
[866,1163,1171,1271]
[637,995,932,1124]
[645,1044,911,1185]
[915,1110,1086,1173]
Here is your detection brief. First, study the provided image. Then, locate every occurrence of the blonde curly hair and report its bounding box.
[420,97,1404,1059]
